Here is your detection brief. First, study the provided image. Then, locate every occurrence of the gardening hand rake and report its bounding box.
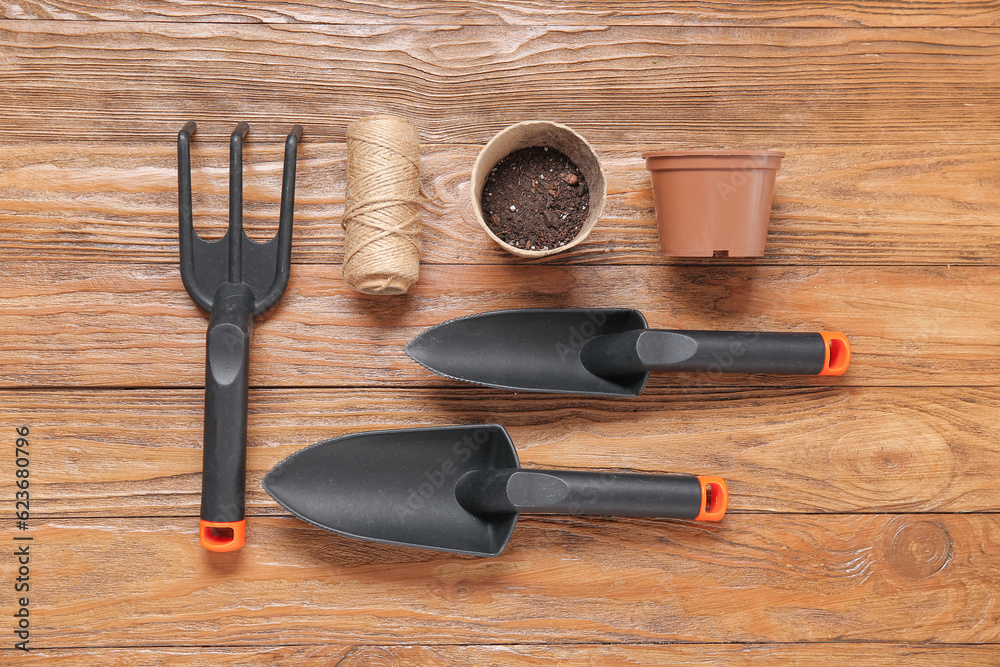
[178,121,302,551]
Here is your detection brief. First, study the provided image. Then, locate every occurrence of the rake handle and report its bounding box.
[199,282,255,552]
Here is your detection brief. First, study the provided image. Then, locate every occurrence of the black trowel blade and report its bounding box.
[404,308,649,397]
[263,425,520,557]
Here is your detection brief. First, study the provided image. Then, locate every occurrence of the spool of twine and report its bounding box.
[342,115,422,295]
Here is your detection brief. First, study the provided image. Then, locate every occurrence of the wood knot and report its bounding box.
[887,521,952,580]
[828,415,954,507]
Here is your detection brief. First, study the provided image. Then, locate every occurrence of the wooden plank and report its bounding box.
[0,9,996,661]
[2,141,999,266]
[3,514,998,645]
[1,23,999,144]
[0,263,997,388]
[5,643,1000,665]
[3,387,998,516]
[4,1,1000,27]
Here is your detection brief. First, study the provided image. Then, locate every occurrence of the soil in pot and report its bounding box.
[481,146,590,251]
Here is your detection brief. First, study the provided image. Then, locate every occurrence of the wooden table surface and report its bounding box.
[2,2,999,664]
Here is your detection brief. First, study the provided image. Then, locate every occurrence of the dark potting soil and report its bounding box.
[481,146,590,251]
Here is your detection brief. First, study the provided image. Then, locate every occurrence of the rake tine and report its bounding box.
[256,124,303,314]
[228,122,250,283]
[177,121,212,311]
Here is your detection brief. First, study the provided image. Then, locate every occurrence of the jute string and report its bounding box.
[342,115,422,295]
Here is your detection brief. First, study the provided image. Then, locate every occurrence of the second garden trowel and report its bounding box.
[263,424,728,557]
[405,308,850,397]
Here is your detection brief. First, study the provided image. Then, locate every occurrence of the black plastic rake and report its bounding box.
[177,121,302,552]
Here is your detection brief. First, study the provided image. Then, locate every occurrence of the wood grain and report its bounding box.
[5,643,1000,666]
[4,1,1000,27]
[2,387,998,516]
[2,23,999,144]
[1,2,997,661]
[2,141,998,266]
[0,263,996,388]
[3,514,997,646]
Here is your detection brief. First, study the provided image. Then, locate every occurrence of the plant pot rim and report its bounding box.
[642,150,785,159]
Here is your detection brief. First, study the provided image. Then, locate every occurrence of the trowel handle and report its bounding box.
[580,329,850,377]
[455,469,728,521]
[199,282,255,552]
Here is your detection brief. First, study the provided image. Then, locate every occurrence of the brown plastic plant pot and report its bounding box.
[472,121,607,258]
[643,150,784,257]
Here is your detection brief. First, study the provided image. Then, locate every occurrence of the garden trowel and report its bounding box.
[405,308,850,397]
